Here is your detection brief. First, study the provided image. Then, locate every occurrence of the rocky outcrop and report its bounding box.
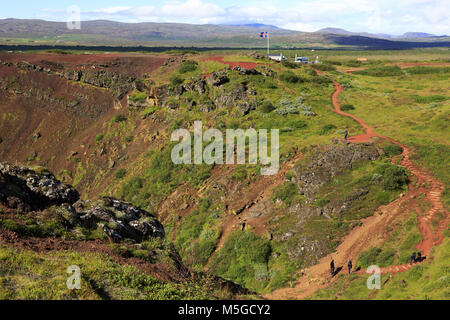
[236,101,256,116]
[183,79,207,94]
[207,71,230,86]
[71,197,165,242]
[0,163,79,211]
[213,83,249,109]
[232,66,274,77]
[11,61,135,98]
[0,163,164,243]
[294,144,381,201]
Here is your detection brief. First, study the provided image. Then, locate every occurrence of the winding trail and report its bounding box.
[265,74,449,300]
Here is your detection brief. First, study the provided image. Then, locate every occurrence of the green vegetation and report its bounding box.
[279,71,306,84]
[175,196,221,269]
[209,230,272,292]
[0,245,226,300]
[0,217,66,238]
[314,64,337,72]
[112,114,127,123]
[375,163,409,191]
[354,66,404,77]
[260,101,275,113]
[406,66,450,75]
[383,144,403,157]
[410,94,448,104]
[179,60,199,74]
[129,90,147,103]
[170,74,184,86]
[271,182,299,206]
[119,147,212,210]
[282,60,300,69]
[95,134,104,143]
[341,104,355,111]
[115,169,127,180]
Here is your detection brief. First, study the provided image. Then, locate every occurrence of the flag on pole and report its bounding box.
[260,32,268,38]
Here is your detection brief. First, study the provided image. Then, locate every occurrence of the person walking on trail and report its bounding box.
[411,252,417,264]
[330,259,335,276]
[344,131,348,141]
[347,260,352,274]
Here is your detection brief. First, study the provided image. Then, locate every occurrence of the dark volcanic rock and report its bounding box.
[76,197,165,242]
[236,101,256,116]
[0,163,80,211]
[232,66,260,75]
[213,83,248,109]
[183,79,207,94]
[207,71,229,86]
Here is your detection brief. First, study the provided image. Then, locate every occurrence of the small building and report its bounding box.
[294,55,309,64]
[267,53,286,62]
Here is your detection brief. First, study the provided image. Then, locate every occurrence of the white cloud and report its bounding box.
[161,0,225,18]
[92,7,132,14]
[280,22,317,32]
[37,0,450,34]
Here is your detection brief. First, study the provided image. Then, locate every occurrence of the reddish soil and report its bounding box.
[0,52,167,78]
[0,227,189,283]
[0,53,169,199]
[266,71,449,300]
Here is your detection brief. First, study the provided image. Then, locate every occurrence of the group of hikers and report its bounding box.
[330,251,425,277]
[410,251,425,264]
[330,259,353,276]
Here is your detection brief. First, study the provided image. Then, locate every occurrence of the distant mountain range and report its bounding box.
[316,28,448,39]
[0,19,448,49]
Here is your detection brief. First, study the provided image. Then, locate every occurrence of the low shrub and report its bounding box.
[95,134,104,143]
[112,114,127,123]
[272,182,298,206]
[260,101,275,113]
[341,104,355,111]
[375,164,409,190]
[319,124,337,135]
[170,75,184,86]
[282,60,300,69]
[115,169,127,179]
[179,60,199,74]
[279,71,305,83]
[129,90,147,103]
[383,144,403,157]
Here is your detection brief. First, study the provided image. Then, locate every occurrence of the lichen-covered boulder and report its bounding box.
[207,71,229,86]
[0,163,80,211]
[75,197,165,242]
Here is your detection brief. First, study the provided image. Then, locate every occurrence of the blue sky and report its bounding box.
[2,0,449,35]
